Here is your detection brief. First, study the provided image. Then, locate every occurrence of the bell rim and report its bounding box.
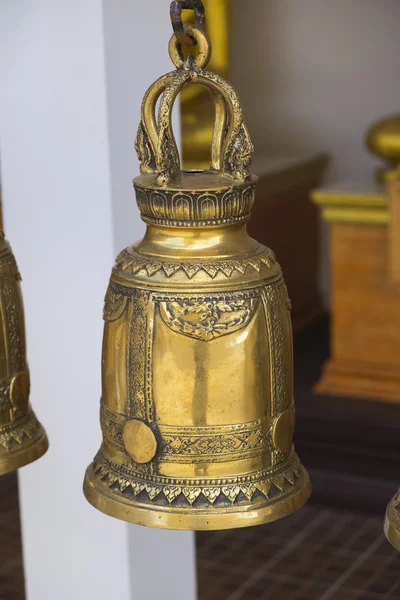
[0,428,48,476]
[83,464,311,531]
[384,503,400,552]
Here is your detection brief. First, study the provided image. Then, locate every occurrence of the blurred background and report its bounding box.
[1,1,400,599]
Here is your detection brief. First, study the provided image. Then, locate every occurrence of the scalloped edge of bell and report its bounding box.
[83,464,311,531]
[384,503,400,552]
[0,413,49,476]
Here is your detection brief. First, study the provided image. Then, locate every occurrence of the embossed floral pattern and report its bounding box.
[159,297,258,341]
[159,420,273,461]
[0,412,40,451]
[115,248,276,280]
[91,452,304,508]
[160,429,271,458]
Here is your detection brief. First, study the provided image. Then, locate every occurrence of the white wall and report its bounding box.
[232,0,400,181]
[0,1,131,598]
[103,0,182,255]
[231,0,400,303]
[0,1,195,599]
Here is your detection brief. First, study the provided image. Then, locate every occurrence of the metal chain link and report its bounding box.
[170,0,206,47]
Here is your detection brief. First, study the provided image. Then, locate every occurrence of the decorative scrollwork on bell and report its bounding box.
[0,231,48,475]
[83,2,310,530]
[385,491,400,551]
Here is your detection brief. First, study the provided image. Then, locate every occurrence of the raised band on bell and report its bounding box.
[83,1,310,530]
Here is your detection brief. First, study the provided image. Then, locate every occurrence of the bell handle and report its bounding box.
[135,25,253,186]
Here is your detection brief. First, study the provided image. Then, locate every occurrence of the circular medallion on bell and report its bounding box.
[122,420,158,464]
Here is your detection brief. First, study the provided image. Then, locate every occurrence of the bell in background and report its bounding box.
[385,491,400,552]
[83,1,310,530]
[0,230,48,474]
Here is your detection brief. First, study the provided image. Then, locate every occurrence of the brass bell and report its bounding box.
[0,230,48,474]
[385,491,400,551]
[83,4,310,530]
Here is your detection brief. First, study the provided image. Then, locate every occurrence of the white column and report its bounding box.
[0,1,196,599]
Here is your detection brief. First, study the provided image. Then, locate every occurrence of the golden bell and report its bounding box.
[384,491,400,551]
[0,231,48,474]
[83,12,310,530]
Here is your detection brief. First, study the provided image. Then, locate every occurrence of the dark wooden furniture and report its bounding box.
[248,153,329,330]
[294,316,400,514]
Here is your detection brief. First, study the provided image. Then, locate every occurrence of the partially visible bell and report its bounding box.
[0,231,48,475]
[384,491,400,552]
[83,14,310,530]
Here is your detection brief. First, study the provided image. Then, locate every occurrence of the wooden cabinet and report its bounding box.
[313,181,400,402]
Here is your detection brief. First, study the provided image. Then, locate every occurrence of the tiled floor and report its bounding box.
[197,505,400,600]
[1,472,400,599]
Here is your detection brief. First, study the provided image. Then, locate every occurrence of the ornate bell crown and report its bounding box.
[134,23,256,228]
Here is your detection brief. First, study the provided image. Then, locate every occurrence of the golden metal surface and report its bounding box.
[367,114,400,181]
[83,15,310,530]
[0,231,48,475]
[122,420,158,464]
[272,411,295,455]
[384,490,400,552]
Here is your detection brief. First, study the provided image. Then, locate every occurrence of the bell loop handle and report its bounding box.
[169,24,211,71]
[170,0,206,47]
[135,23,254,187]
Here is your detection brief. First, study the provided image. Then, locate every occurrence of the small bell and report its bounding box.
[385,491,400,551]
[0,230,48,474]
[83,1,310,530]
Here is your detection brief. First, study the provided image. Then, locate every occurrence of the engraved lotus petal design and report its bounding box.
[83,14,310,530]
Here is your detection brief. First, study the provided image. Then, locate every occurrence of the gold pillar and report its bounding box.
[181,0,230,169]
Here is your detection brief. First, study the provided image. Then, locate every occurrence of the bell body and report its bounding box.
[385,490,400,551]
[0,232,48,475]
[83,172,310,530]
